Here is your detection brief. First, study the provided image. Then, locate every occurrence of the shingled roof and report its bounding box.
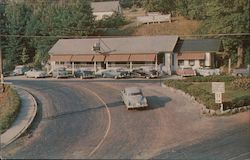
[49,36,179,55]
[91,1,120,12]
[174,39,223,53]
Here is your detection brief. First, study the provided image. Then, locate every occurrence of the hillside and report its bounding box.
[122,8,200,36]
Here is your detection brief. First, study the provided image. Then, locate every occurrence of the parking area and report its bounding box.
[2,79,249,159]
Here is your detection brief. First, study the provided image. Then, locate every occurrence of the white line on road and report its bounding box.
[81,86,112,157]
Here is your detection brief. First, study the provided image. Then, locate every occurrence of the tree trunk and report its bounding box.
[236,42,243,68]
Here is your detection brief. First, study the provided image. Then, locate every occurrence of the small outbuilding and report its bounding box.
[91,1,122,20]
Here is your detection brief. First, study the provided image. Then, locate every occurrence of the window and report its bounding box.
[178,60,184,66]
[200,60,205,67]
[189,60,195,66]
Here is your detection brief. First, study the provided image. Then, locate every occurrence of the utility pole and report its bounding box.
[0,48,4,93]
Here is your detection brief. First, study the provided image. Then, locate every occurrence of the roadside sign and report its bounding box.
[212,82,225,93]
[215,92,222,104]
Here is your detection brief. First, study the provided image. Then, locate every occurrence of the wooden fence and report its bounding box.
[137,14,171,25]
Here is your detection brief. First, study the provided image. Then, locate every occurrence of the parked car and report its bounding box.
[121,87,148,110]
[12,65,29,76]
[25,68,48,78]
[176,67,196,77]
[144,69,159,79]
[75,70,95,79]
[95,69,129,79]
[52,68,69,78]
[232,68,250,77]
[130,68,147,78]
[196,67,220,77]
[130,68,159,79]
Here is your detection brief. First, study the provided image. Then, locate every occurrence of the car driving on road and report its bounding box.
[121,87,148,110]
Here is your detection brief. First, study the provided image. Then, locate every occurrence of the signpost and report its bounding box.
[212,82,225,111]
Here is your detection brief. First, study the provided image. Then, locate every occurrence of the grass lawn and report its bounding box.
[0,85,21,134]
[192,82,250,102]
[165,76,250,110]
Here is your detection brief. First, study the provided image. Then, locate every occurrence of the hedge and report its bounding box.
[184,75,236,82]
[165,79,249,111]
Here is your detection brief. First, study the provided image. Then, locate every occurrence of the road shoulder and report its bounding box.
[0,87,37,149]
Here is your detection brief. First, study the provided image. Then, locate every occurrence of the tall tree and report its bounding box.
[197,0,250,68]
[3,2,32,69]
[143,0,176,14]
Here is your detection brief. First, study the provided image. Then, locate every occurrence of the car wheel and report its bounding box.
[237,73,243,77]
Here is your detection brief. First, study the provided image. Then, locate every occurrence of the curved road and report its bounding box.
[2,79,250,159]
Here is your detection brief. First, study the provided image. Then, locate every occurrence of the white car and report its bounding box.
[25,69,47,78]
[196,67,220,77]
[121,87,148,110]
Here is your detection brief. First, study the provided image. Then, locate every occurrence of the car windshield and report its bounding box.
[130,92,142,96]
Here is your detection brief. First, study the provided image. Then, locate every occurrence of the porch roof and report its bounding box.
[50,55,72,62]
[177,53,205,60]
[130,54,156,62]
[105,54,130,62]
[71,55,94,62]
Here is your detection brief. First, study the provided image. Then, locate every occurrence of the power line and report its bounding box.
[0,33,249,38]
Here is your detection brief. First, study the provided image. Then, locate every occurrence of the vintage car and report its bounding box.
[196,67,220,77]
[25,68,48,78]
[12,65,29,76]
[232,68,250,77]
[75,70,95,79]
[176,67,196,77]
[121,87,148,110]
[95,69,129,79]
[52,68,70,78]
[130,68,159,79]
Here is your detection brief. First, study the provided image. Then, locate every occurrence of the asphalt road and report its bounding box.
[2,79,250,159]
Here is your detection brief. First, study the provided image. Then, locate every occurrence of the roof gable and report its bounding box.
[175,39,223,53]
[49,36,179,55]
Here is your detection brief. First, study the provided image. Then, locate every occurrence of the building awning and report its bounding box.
[105,54,130,62]
[50,55,72,62]
[129,54,156,62]
[177,52,205,60]
[71,55,94,62]
[93,55,106,62]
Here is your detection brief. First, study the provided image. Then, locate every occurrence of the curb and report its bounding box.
[0,86,38,149]
[161,83,250,116]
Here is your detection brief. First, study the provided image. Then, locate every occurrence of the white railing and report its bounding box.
[137,14,171,25]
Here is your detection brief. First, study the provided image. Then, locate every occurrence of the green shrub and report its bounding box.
[165,80,192,92]
[231,77,250,90]
[185,75,236,82]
